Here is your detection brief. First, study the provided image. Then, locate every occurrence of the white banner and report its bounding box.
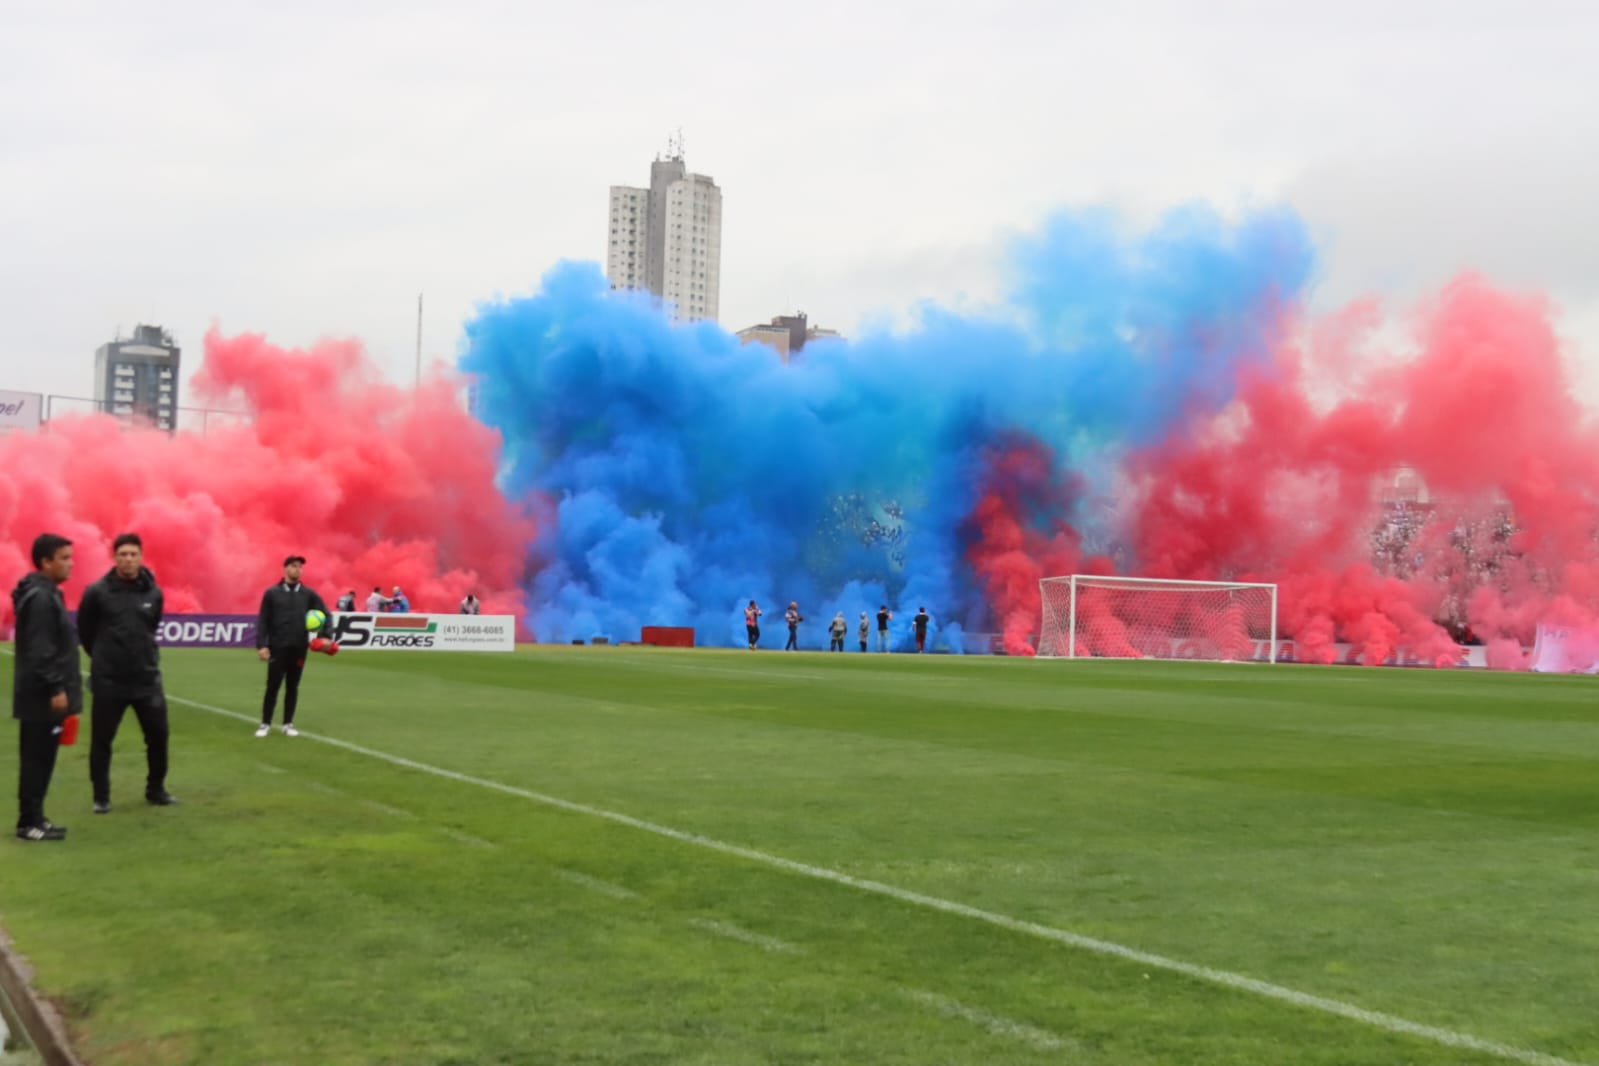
[0,390,42,431]
[1069,636,1499,668]
[328,613,515,652]
[1529,624,1599,674]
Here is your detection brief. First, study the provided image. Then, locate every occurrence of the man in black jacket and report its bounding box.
[255,554,330,738]
[11,532,80,841]
[78,532,176,813]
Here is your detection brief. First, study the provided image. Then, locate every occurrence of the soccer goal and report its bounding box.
[1037,575,1278,662]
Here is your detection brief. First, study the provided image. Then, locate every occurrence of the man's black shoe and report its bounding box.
[93,800,111,814]
[146,791,178,807]
[16,824,67,841]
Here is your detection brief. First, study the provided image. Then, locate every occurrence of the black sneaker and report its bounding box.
[146,791,178,807]
[16,823,66,841]
[93,800,111,814]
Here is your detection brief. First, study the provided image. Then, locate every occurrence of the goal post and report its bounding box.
[1039,575,1278,662]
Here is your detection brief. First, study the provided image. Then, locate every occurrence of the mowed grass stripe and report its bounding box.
[117,650,1599,1046]
[167,685,1588,1066]
[3,646,1596,1064]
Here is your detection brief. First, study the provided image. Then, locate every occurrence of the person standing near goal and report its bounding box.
[875,604,892,652]
[784,602,803,651]
[828,612,847,652]
[744,600,762,650]
[254,555,331,738]
[913,606,931,653]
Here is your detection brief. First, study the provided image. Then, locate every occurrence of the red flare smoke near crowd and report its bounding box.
[6,273,1598,669]
[0,331,532,625]
[969,275,1599,666]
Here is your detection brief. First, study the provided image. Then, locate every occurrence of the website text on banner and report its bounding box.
[328,613,516,652]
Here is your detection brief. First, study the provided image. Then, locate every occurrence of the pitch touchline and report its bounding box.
[155,694,1599,1066]
[0,643,1581,1066]
[31,672,1582,1066]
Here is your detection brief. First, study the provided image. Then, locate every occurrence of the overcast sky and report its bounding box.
[4,0,1597,411]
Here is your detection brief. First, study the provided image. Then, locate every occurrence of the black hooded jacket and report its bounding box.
[77,565,164,692]
[257,581,331,651]
[10,572,83,722]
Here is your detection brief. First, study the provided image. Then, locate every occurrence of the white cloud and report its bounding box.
[2,0,1596,407]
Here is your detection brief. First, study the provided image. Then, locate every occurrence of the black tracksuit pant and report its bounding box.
[17,719,63,829]
[262,647,307,725]
[89,683,169,803]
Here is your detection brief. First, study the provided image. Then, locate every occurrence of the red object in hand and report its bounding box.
[310,637,326,652]
[324,642,340,657]
[59,715,80,746]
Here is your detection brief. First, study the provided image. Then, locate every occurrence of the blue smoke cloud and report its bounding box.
[462,205,1315,650]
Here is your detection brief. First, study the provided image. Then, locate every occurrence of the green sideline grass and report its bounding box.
[1,646,1597,1065]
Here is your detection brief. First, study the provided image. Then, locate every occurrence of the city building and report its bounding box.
[736,313,842,364]
[94,324,180,433]
[607,141,722,322]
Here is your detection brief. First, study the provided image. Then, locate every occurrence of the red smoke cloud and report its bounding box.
[1,330,532,625]
[1123,275,1599,665]
[965,276,1599,667]
[964,436,1100,655]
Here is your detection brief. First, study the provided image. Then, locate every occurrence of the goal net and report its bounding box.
[1037,575,1278,662]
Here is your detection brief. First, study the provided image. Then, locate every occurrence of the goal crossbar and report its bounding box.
[1052,575,1277,589]
[1040,574,1279,663]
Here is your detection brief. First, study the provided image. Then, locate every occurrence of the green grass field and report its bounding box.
[1,646,1597,1066]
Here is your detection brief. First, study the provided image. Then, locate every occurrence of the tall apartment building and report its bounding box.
[607,148,722,322]
[94,324,180,433]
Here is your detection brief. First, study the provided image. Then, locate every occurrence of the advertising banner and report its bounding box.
[1073,637,1494,668]
[157,614,257,648]
[328,613,516,652]
[100,613,516,652]
[64,612,253,648]
[0,390,42,431]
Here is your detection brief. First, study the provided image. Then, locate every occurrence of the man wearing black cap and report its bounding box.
[254,555,330,738]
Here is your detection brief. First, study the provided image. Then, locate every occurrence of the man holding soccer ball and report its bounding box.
[254,555,332,738]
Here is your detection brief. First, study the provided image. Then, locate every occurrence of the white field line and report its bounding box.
[687,917,803,955]
[129,684,1592,1066]
[607,659,833,683]
[439,828,499,849]
[553,869,638,900]
[254,762,287,774]
[360,799,415,820]
[0,643,1579,1066]
[297,772,421,824]
[897,987,1071,1053]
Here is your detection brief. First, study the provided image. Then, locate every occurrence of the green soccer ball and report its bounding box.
[306,609,328,632]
